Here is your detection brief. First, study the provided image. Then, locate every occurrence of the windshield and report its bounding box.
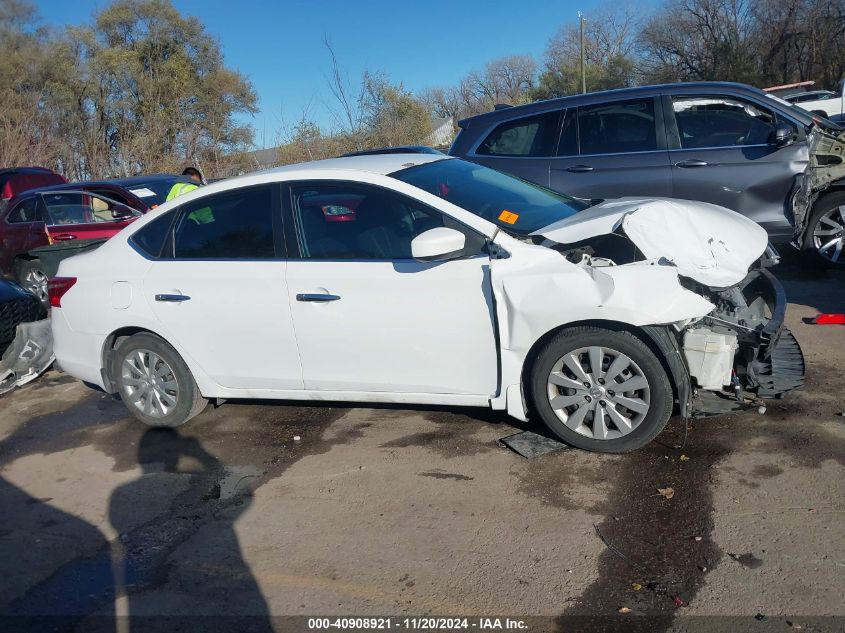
[764,93,843,130]
[390,159,587,235]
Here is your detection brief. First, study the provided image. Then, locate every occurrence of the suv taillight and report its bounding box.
[48,277,77,308]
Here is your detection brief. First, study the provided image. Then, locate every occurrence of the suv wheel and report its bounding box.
[529,327,673,453]
[803,192,845,268]
[114,333,207,427]
[15,259,49,305]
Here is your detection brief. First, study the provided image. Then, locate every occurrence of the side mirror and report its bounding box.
[771,123,796,147]
[111,204,136,220]
[411,227,466,262]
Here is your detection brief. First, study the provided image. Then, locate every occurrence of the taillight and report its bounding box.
[48,277,77,308]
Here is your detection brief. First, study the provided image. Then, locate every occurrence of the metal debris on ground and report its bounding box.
[0,320,54,396]
[499,430,568,459]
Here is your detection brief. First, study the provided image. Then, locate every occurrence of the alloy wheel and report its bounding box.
[813,205,845,264]
[23,268,49,304]
[121,349,180,418]
[546,345,651,441]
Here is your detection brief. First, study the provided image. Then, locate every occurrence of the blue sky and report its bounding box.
[36,0,622,147]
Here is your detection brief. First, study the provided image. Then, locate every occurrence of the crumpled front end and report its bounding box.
[526,198,804,416]
[678,267,805,412]
[792,124,845,246]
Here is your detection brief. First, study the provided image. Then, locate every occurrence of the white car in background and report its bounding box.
[49,154,804,453]
[784,81,845,119]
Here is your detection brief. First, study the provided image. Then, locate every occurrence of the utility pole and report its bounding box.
[579,11,586,94]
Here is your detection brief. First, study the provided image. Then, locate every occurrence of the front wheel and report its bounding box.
[802,192,845,268]
[529,327,673,453]
[114,333,207,427]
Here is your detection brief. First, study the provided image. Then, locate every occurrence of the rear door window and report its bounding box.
[671,96,778,148]
[476,110,561,157]
[5,198,41,224]
[577,98,658,155]
[171,185,276,259]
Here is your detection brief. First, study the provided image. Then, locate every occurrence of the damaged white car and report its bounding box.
[51,155,804,452]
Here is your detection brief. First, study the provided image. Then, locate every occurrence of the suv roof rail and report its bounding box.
[493,103,513,111]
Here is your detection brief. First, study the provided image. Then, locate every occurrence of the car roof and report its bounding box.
[104,174,185,185]
[341,145,444,157]
[458,81,804,126]
[5,180,149,211]
[0,166,56,176]
[257,153,450,178]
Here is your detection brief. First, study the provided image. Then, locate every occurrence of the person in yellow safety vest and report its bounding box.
[166,166,204,200]
[166,165,213,224]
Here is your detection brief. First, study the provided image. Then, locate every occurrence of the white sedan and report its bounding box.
[50,154,803,452]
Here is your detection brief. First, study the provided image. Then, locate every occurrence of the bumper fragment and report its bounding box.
[0,318,54,395]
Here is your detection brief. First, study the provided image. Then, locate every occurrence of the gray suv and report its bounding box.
[450,81,845,265]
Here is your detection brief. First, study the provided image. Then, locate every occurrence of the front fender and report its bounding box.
[493,256,713,355]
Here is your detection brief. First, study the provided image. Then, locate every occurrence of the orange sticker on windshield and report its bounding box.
[499,210,519,224]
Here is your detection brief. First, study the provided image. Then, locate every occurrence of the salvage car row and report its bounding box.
[3,79,844,454]
[0,170,197,301]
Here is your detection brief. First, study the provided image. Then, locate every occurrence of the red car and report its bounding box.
[0,183,147,302]
[0,167,66,208]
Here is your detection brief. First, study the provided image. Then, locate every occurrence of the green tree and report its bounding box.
[49,0,257,178]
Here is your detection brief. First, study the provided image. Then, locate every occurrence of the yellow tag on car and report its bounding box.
[498,210,519,224]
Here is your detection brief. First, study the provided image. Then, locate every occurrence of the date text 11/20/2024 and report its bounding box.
[308,618,528,630]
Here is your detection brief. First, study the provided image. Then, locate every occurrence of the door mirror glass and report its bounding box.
[411,227,466,261]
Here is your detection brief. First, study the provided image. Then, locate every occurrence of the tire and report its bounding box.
[15,258,49,306]
[113,333,207,427]
[801,192,845,268]
[528,326,673,453]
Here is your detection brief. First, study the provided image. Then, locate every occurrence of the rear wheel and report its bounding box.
[114,333,207,427]
[14,258,48,305]
[529,327,673,453]
[802,192,845,268]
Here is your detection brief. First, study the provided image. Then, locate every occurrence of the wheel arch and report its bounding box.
[101,325,169,394]
[519,319,691,418]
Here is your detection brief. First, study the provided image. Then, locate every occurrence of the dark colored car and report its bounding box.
[0,183,146,302]
[97,174,198,207]
[450,81,845,265]
[0,278,51,394]
[0,167,66,209]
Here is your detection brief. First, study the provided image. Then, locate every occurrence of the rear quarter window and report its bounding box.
[130,210,175,258]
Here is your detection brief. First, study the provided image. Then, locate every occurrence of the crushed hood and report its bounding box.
[531,198,769,287]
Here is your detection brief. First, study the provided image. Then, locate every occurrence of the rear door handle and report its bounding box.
[675,159,709,168]
[155,294,191,302]
[52,234,77,241]
[296,293,341,302]
[565,164,594,173]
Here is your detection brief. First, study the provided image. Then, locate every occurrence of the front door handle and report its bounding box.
[296,293,341,302]
[675,159,709,168]
[155,294,191,302]
[566,164,594,173]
